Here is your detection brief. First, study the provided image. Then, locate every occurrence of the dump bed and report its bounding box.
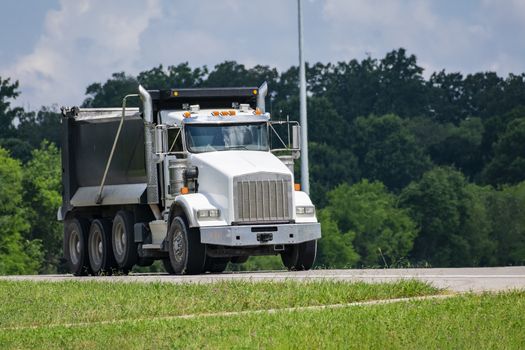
[60,108,148,218]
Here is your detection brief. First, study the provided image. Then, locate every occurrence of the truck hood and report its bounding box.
[190,151,291,177]
[188,151,294,225]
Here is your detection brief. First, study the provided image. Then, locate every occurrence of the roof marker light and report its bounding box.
[212,111,220,116]
[183,111,191,118]
[254,108,262,115]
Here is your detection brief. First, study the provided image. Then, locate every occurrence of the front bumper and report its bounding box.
[200,223,321,246]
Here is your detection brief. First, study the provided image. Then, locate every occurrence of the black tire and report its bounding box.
[64,218,91,276]
[230,256,249,264]
[112,210,138,271]
[162,259,176,274]
[88,219,115,275]
[167,216,206,275]
[204,257,229,273]
[281,240,317,271]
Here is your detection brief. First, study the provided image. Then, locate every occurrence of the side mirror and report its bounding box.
[155,125,168,154]
[292,125,301,150]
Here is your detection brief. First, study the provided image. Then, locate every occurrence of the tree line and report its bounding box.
[1,48,525,273]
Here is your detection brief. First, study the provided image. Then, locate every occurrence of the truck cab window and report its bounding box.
[167,128,183,152]
[185,123,268,153]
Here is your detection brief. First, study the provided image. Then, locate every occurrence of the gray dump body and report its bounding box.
[60,108,148,219]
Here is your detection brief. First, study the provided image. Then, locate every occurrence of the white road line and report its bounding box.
[0,294,454,332]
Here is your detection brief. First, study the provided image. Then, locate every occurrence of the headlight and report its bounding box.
[197,209,220,219]
[296,206,315,215]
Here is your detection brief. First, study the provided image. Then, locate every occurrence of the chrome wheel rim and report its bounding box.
[89,227,103,268]
[69,229,81,265]
[114,221,126,259]
[172,228,185,263]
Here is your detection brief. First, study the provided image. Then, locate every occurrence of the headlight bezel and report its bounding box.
[296,205,315,216]
[197,209,221,219]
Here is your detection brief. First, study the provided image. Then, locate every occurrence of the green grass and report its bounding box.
[3,281,524,349]
[1,291,523,349]
[0,279,436,329]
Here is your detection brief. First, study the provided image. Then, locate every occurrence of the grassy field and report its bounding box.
[0,280,523,349]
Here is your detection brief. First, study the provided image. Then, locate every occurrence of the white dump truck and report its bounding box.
[59,83,321,275]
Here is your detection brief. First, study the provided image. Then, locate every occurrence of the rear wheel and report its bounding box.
[88,219,115,275]
[64,218,91,276]
[167,216,206,275]
[112,210,138,272]
[204,257,229,273]
[281,240,317,271]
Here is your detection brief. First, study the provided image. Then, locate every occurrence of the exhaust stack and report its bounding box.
[138,85,159,204]
[257,81,268,113]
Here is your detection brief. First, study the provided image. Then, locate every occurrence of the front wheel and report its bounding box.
[162,259,176,274]
[167,216,206,275]
[281,240,317,271]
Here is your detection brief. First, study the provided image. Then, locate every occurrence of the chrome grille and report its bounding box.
[234,174,293,223]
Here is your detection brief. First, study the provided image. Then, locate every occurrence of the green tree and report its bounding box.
[0,147,42,275]
[0,76,23,139]
[17,106,61,148]
[0,138,33,162]
[373,48,428,118]
[352,114,431,190]
[137,63,207,90]
[308,143,359,207]
[274,96,350,148]
[427,70,468,124]
[323,180,417,267]
[425,118,484,179]
[483,118,525,185]
[202,61,278,88]
[316,210,359,268]
[22,142,63,273]
[400,167,495,266]
[82,72,139,107]
[487,183,525,266]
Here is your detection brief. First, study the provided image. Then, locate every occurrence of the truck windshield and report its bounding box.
[185,123,269,153]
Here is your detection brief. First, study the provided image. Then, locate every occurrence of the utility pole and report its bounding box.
[298,0,309,194]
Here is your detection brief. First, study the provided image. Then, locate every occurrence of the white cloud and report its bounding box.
[2,0,161,108]
[320,0,525,76]
[2,0,525,109]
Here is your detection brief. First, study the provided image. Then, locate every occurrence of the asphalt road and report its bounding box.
[2,266,525,292]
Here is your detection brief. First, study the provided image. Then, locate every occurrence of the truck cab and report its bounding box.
[59,83,321,275]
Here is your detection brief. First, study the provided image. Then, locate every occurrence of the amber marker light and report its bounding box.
[294,183,301,191]
[173,91,179,97]
[180,187,189,194]
[252,89,258,95]
[183,111,191,118]
[228,110,236,116]
[212,111,220,116]
[254,108,262,115]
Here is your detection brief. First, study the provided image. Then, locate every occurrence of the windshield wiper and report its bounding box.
[225,145,248,150]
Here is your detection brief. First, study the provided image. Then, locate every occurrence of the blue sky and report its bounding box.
[1,0,525,109]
